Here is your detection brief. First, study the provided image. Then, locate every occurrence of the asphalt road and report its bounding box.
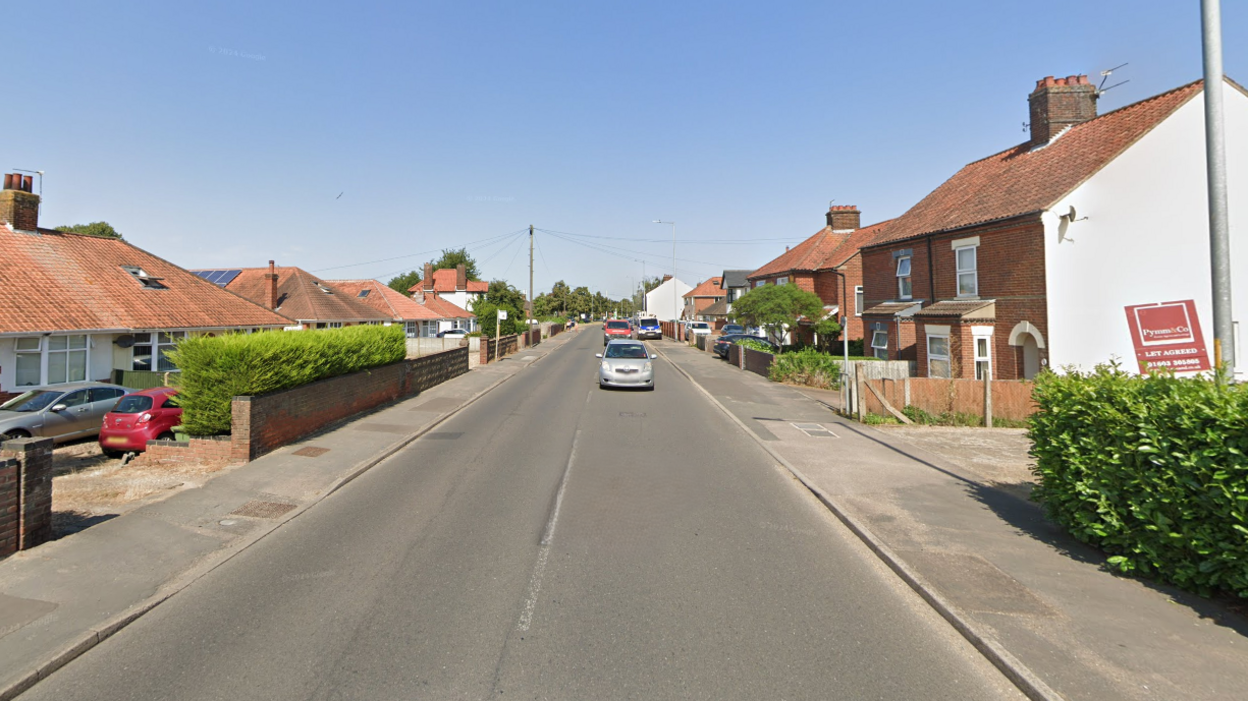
[22,329,1022,700]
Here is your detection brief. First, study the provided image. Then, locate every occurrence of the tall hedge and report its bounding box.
[1029,365,1248,596]
[168,325,406,436]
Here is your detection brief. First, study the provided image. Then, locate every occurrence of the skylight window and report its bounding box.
[357,289,370,298]
[121,265,167,290]
[315,282,334,295]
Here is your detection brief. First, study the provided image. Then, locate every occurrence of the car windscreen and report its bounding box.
[605,345,648,359]
[723,326,744,333]
[690,323,709,329]
[606,321,630,330]
[111,395,155,414]
[639,320,659,327]
[0,390,61,413]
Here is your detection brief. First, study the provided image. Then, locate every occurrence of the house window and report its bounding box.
[132,332,185,372]
[855,286,864,316]
[316,322,344,329]
[956,246,978,297]
[777,276,789,286]
[974,336,992,380]
[404,321,419,338]
[755,280,765,288]
[896,256,912,299]
[47,335,89,384]
[14,337,42,387]
[870,329,889,360]
[927,334,951,378]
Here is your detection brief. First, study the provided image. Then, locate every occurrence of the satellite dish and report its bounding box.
[114,334,136,348]
[1067,206,1077,221]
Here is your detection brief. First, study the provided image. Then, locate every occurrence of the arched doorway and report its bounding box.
[1022,334,1040,379]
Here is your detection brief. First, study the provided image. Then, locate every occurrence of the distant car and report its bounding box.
[713,334,777,359]
[684,321,712,341]
[603,319,632,346]
[438,328,468,338]
[0,382,134,443]
[98,387,183,457]
[597,340,656,390]
[720,324,746,336]
[634,317,661,340]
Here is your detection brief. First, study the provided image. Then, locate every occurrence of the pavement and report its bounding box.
[0,332,577,701]
[652,338,1248,701]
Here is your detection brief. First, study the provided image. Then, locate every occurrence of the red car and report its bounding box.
[602,319,632,346]
[98,387,183,457]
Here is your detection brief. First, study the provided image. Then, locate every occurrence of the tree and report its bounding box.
[387,270,422,294]
[56,221,122,239]
[428,247,481,281]
[811,317,843,352]
[472,281,527,336]
[730,283,825,345]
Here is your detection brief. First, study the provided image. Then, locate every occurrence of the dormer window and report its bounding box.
[315,282,334,295]
[121,265,167,290]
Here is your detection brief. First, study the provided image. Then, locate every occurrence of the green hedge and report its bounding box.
[768,347,842,390]
[168,325,406,436]
[1029,366,1248,597]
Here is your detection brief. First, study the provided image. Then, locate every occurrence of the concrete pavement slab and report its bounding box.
[654,338,1248,701]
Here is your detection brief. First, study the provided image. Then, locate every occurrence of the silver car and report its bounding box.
[597,340,656,390]
[0,382,135,443]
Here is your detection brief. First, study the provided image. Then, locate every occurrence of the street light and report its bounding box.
[654,220,676,331]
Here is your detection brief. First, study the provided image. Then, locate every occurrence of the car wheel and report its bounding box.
[0,429,31,442]
[157,432,176,441]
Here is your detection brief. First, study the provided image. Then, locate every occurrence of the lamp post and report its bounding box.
[653,220,676,331]
[1201,0,1236,381]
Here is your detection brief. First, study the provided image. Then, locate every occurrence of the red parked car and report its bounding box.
[98,387,183,457]
[602,319,632,346]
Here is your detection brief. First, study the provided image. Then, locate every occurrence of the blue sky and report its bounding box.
[7,1,1243,300]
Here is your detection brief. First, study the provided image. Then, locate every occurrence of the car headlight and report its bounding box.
[643,362,652,372]
[601,361,611,371]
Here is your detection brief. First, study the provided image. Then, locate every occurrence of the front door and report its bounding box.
[1022,335,1040,379]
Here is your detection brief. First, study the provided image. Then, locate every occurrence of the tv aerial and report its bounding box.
[1097,63,1130,96]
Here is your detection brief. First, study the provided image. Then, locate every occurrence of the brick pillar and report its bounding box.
[0,437,54,555]
[0,457,17,557]
[231,396,254,462]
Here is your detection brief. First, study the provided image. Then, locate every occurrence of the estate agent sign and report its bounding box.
[1124,300,1211,374]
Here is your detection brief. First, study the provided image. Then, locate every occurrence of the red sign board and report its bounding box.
[1124,300,1211,374]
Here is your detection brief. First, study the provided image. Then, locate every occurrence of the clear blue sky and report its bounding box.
[7,1,1243,300]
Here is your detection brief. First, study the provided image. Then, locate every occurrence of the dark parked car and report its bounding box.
[98,387,183,457]
[0,382,135,443]
[712,334,777,359]
[720,324,746,336]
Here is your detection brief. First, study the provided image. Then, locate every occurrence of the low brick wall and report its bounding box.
[0,437,53,558]
[743,347,775,378]
[861,376,1036,423]
[480,334,520,365]
[133,436,234,466]
[728,343,744,369]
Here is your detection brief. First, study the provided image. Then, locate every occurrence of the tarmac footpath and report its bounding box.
[655,339,1248,701]
[0,331,579,701]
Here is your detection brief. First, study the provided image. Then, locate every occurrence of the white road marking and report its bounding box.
[517,426,581,632]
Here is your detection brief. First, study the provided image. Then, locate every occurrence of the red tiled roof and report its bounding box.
[419,295,475,319]
[326,280,442,321]
[414,269,490,294]
[683,277,724,298]
[0,225,292,334]
[217,266,391,324]
[820,219,895,269]
[870,80,1207,247]
[748,219,894,279]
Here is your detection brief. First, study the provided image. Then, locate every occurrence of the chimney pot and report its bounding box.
[3,174,11,190]
[826,204,861,231]
[22,175,32,192]
[1028,73,1097,147]
[0,173,40,230]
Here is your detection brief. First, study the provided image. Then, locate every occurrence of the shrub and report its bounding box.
[768,347,843,389]
[1029,365,1248,597]
[737,338,775,354]
[168,325,406,436]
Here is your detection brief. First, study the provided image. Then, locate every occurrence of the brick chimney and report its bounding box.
[0,173,39,232]
[423,263,434,295]
[456,264,466,291]
[266,260,279,310]
[826,205,860,232]
[1029,75,1097,146]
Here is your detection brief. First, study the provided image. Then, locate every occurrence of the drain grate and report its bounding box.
[231,500,298,519]
[791,422,838,438]
[293,446,330,458]
[619,412,646,418]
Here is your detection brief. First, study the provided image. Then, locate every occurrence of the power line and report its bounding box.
[539,229,729,273]
[537,227,805,245]
[312,228,529,273]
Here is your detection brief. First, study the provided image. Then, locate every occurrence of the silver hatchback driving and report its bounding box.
[597,340,656,390]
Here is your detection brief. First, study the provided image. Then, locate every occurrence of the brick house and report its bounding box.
[861,75,1248,380]
[0,175,291,399]
[746,205,891,343]
[407,263,482,332]
[324,279,448,338]
[682,277,723,321]
[199,262,392,329]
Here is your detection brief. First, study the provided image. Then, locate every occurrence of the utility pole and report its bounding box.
[529,225,534,328]
[1201,0,1236,381]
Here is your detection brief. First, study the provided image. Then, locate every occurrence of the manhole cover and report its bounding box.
[791,422,838,438]
[293,446,330,458]
[231,500,298,519]
[619,412,646,418]
[426,432,463,440]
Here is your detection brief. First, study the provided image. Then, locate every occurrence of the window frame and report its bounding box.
[974,335,992,380]
[855,286,864,316]
[927,334,951,378]
[896,256,912,300]
[956,245,978,297]
[14,337,43,387]
[46,334,89,385]
[131,331,186,372]
[870,329,889,360]
[776,276,789,286]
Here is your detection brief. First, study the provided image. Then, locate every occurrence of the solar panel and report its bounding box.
[216,270,241,286]
[192,270,241,287]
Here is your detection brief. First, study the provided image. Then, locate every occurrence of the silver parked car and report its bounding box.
[597,340,657,390]
[0,382,135,443]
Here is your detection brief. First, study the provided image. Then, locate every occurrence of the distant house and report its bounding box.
[719,270,753,314]
[407,263,482,332]
[644,275,693,322]
[197,262,392,329]
[746,206,891,344]
[860,74,1248,380]
[682,277,724,321]
[0,176,291,398]
[325,279,447,338]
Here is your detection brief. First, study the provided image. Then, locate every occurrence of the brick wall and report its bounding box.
[134,436,234,466]
[480,334,520,364]
[861,377,1036,423]
[743,347,774,377]
[728,342,744,369]
[0,437,54,558]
